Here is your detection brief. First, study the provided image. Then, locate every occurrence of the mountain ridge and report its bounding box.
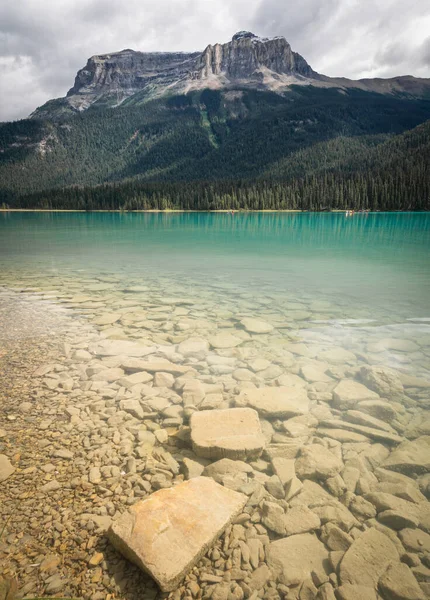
[30,31,430,120]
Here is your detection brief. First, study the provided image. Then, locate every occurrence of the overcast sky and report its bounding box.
[1,0,429,121]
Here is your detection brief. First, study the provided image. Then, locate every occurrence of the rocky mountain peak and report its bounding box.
[30,31,430,121]
[194,31,315,81]
[232,31,258,41]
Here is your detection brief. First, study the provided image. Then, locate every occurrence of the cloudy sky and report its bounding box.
[1,0,429,121]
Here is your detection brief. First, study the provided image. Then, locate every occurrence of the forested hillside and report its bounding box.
[1,86,429,210]
[7,119,430,211]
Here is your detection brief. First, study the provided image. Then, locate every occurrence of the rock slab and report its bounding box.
[339,527,399,588]
[382,436,430,475]
[266,533,329,586]
[108,477,247,592]
[236,386,309,418]
[190,408,265,460]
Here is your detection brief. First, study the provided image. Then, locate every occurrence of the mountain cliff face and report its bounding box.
[192,31,316,80]
[64,49,200,111]
[31,31,430,120]
[30,32,320,118]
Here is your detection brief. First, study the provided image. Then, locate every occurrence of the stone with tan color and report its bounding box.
[236,386,309,418]
[379,561,425,600]
[240,318,274,334]
[190,408,265,460]
[295,445,343,481]
[0,455,15,482]
[177,338,210,358]
[357,400,398,423]
[93,312,121,326]
[319,419,403,444]
[108,477,247,592]
[208,333,243,349]
[359,365,404,398]
[382,436,430,475]
[122,359,192,376]
[333,380,379,409]
[90,367,124,382]
[339,528,399,587]
[345,410,396,433]
[90,339,156,357]
[266,533,329,586]
[336,585,377,600]
[118,371,153,388]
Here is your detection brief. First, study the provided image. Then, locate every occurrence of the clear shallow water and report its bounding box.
[1,211,430,599]
[0,211,429,378]
[1,212,429,309]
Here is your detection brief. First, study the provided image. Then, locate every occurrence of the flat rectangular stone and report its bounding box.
[118,371,153,388]
[236,386,309,418]
[190,408,266,460]
[121,359,193,375]
[89,339,157,357]
[271,457,295,487]
[108,477,247,591]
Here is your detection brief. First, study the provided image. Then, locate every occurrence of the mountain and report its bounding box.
[1,31,430,210]
[31,31,430,119]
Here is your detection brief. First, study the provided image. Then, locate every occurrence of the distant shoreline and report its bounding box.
[0,209,304,213]
[0,209,421,214]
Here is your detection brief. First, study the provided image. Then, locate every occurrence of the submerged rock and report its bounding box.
[336,585,378,600]
[266,533,329,586]
[208,333,243,349]
[382,436,430,475]
[240,317,274,334]
[332,380,379,409]
[339,528,399,588]
[378,561,425,600]
[121,358,192,375]
[295,444,343,481]
[89,339,156,357]
[190,407,266,460]
[108,477,247,592]
[359,365,404,399]
[236,386,309,418]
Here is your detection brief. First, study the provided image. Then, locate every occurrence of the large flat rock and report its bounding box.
[89,339,157,357]
[121,358,192,375]
[382,436,430,475]
[319,419,403,444]
[240,318,274,334]
[190,408,265,460]
[266,533,329,586]
[236,386,309,418]
[208,333,243,349]
[379,561,425,600]
[332,380,379,409]
[339,528,399,588]
[108,477,247,592]
[295,444,343,481]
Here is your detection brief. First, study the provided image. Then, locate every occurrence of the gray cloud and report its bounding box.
[419,36,430,67]
[0,0,429,121]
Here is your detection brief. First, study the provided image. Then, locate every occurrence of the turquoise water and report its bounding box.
[1,211,429,381]
[1,212,429,599]
[1,212,429,317]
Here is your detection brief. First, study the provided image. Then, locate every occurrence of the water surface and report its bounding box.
[0,211,429,377]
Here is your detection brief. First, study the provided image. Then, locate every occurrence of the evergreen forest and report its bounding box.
[1,86,429,210]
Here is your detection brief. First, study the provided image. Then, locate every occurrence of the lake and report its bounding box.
[0,211,429,599]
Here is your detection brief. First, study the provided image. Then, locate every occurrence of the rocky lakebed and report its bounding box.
[0,269,429,600]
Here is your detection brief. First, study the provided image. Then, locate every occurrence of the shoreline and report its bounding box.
[0,209,425,214]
